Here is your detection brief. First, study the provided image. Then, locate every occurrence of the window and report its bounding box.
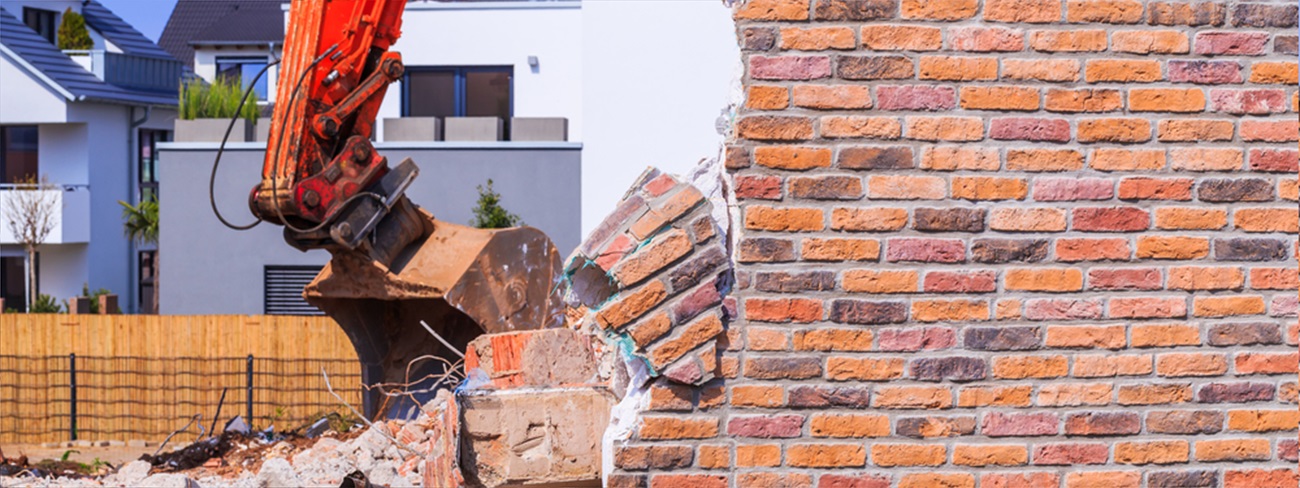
[139,250,156,313]
[402,67,512,119]
[0,126,38,184]
[264,265,324,315]
[138,129,170,201]
[216,57,270,100]
[1,255,37,313]
[22,8,56,45]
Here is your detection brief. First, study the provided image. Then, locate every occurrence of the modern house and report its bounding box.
[155,0,737,315]
[0,0,182,313]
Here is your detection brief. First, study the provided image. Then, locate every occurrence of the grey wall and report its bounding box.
[158,142,581,315]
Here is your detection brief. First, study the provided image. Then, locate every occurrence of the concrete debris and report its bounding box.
[460,387,613,488]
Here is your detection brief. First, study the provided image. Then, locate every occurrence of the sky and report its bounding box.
[98,0,177,42]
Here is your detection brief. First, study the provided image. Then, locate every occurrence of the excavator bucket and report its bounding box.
[303,207,566,419]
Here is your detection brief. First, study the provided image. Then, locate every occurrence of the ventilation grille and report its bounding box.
[264,266,324,316]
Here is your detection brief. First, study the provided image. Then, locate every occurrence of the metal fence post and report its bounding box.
[69,353,77,441]
[246,355,254,424]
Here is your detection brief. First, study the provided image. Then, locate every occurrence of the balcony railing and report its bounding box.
[0,184,90,245]
[64,50,182,94]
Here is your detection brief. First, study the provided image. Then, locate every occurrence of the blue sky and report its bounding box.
[99,0,177,42]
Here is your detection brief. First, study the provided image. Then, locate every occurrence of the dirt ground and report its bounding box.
[1,444,154,467]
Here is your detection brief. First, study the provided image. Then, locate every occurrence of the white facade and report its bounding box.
[0,13,176,312]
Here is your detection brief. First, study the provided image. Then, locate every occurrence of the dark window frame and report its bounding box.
[400,66,514,118]
[138,250,156,313]
[138,129,170,201]
[215,56,271,101]
[22,7,56,45]
[0,125,40,185]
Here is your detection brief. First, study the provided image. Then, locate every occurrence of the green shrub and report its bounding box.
[30,294,65,314]
[470,179,521,229]
[57,9,92,51]
[179,77,258,123]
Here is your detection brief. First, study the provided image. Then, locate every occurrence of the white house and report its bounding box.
[0,0,181,312]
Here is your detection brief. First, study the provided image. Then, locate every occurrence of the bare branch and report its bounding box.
[320,367,420,456]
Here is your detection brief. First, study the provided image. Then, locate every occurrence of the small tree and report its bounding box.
[2,176,60,311]
[120,197,159,314]
[57,8,93,51]
[470,179,521,229]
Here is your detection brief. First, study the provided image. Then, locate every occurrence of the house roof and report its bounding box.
[159,0,285,67]
[0,2,179,107]
[80,0,174,59]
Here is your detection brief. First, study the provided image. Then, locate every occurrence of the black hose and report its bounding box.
[207,60,278,231]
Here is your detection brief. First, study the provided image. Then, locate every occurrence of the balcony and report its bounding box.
[65,50,183,94]
[0,184,90,245]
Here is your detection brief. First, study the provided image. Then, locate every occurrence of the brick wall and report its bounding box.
[613,0,1300,486]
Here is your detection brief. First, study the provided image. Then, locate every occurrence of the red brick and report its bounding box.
[1072,207,1150,232]
[1057,238,1130,262]
[1088,267,1160,290]
[950,26,1026,51]
[750,55,832,80]
[1195,31,1270,56]
[792,85,872,110]
[877,86,957,111]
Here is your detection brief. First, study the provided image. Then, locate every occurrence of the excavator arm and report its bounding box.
[249,0,565,419]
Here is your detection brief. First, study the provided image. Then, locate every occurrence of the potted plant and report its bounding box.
[174,77,259,142]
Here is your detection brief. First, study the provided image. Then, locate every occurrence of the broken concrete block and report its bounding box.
[465,328,598,389]
[460,387,614,487]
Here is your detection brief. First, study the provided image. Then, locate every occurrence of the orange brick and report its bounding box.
[1056,238,1130,261]
[860,25,943,51]
[1131,324,1201,348]
[746,86,789,110]
[753,146,831,170]
[961,86,1040,111]
[953,445,1028,467]
[830,207,908,232]
[1077,118,1152,143]
[1045,88,1123,112]
[868,175,946,200]
[638,416,719,440]
[1136,236,1210,260]
[1157,119,1234,142]
[1065,472,1140,488]
[737,116,813,141]
[1156,352,1228,376]
[953,177,1029,201]
[820,116,901,139]
[1195,439,1270,462]
[746,327,788,351]
[1280,179,1298,201]
[1004,59,1081,82]
[1030,30,1108,52]
[1227,410,1299,433]
[1154,207,1227,230]
[994,355,1069,379]
[922,147,1000,171]
[1073,354,1152,377]
[1168,266,1244,291]
[802,238,881,261]
[1046,325,1126,349]
[901,474,975,488]
[1006,268,1083,291]
[1119,383,1193,405]
[792,85,872,110]
[731,385,782,408]
[874,386,954,409]
[1169,148,1243,171]
[1129,88,1206,113]
[794,328,873,352]
[811,414,891,438]
[905,116,985,142]
[872,444,947,467]
[735,444,780,467]
[1037,382,1114,406]
[902,0,978,20]
[697,444,730,469]
[1193,296,1266,317]
[1090,148,1164,171]
[912,299,989,322]
[1249,62,1299,85]
[744,205,824,232]
[745,297,823,323]
[919,56,998,81]
[959,385,1033,407]
[985,0,1063,23]
[1235,208,1300,233]
[842,270,917,294]
[735,0,810,20]
[1250,267,1299,290]
[786,444,867,468]
[1085,60,1162,82]
[1114,440,1190,465]
[826,356,906,381]
[1067,0,1144,23]
[1112,30,1189,53]
[780,26,856,51]
[989,207,1066,232]
[1007,149,1085,171]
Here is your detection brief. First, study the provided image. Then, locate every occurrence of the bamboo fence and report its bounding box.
[0,315,363,444]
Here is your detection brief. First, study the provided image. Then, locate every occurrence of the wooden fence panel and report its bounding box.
[0,315,363,444]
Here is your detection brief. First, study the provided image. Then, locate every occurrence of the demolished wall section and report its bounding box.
[612,0,1300,486]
